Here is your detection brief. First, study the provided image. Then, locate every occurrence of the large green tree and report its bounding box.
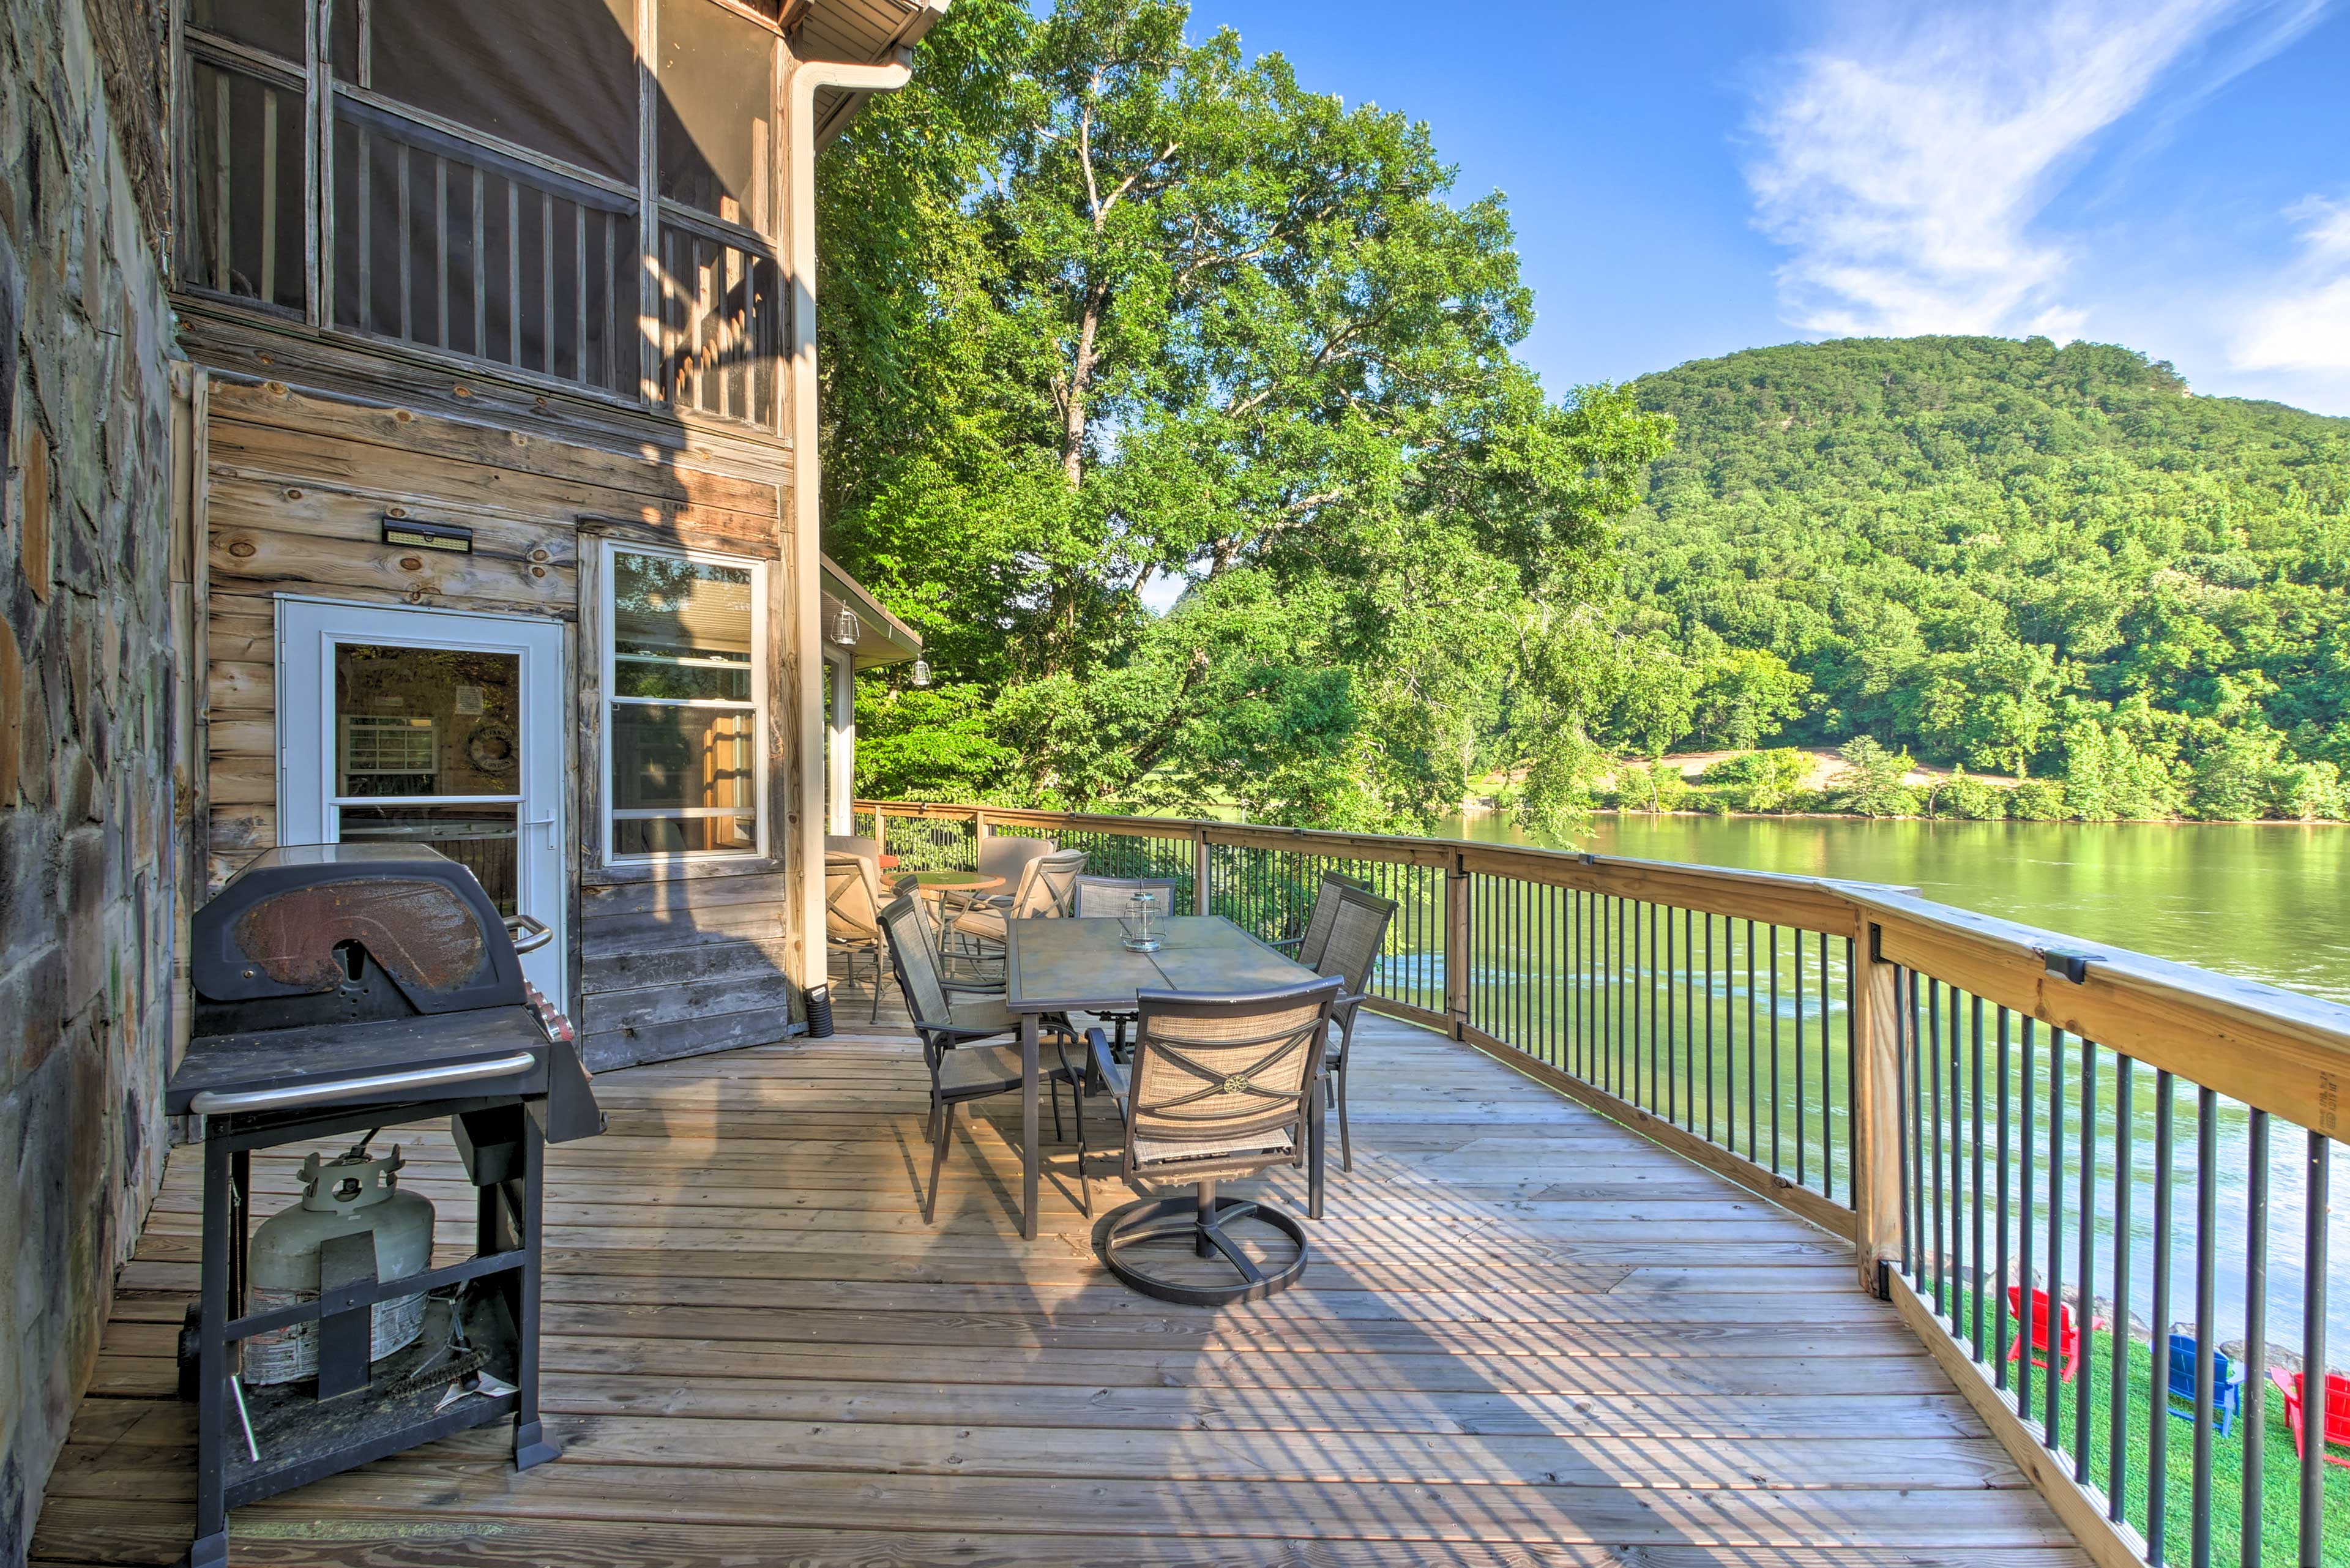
[821,0,1669,826]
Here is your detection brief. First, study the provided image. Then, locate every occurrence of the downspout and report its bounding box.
[785,32,931,1005]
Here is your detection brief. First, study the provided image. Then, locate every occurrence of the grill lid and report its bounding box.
[192,844,527,1021]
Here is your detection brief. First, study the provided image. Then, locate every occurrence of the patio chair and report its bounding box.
[1070,873,1185,919]
[824,852,889,1022]
[2270,1368,2350,1467]
[1070,875,1186,1059]
[949,848,1089,958]
[1269,871,1367,970]
[1308,881,1398,1174]
[2005,1285,2080,1384]
[2165,1332,2245,1436]
[1082,976,1343,1306]
[956,834,1053,919]
[878,895,1084,1223]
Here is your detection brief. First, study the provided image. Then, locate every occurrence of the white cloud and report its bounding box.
[2230,198,2350,378]
[1745,0,2294,340]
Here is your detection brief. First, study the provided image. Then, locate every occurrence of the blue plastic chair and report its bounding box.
[2166,1332,2245,1436]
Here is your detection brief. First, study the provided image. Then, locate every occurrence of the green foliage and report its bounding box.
[2059,720,2185,821]
[2006,778,2069,821]
[1622,335,2350,820]
[1939,768,2005,820]
[1614,760,1692,814]
[1703,747,1810,811]
[822,0,1670,826]
[852,682,1021,802]
[1830,736,1916,818]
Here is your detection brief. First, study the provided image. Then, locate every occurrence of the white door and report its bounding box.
[277,597,568,1001]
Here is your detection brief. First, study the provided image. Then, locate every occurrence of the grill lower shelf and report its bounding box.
[223,1292,521,1509]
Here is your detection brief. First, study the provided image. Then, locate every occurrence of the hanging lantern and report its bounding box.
[830,607,862,647]
[908,658,931,688]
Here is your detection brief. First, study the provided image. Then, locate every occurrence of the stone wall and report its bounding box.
[0,0,178,1557]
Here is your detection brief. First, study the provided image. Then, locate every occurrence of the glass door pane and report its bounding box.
[332,643,525,913]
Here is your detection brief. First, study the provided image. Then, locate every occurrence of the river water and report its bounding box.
[1438,811,2350,1360]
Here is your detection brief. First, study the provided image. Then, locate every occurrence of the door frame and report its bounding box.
[275,594,570,1001]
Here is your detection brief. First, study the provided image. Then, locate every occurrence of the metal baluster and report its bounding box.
[1746,920,1759,1162]
[1846,937,1859,1208]
[2149,1069,2174,1564]
[1770,925,1783,1174]
[1912,969,1928,1288]
[2300,1132,2327,1568]
[1706,916,1718,1143]
[2076,1037,2097,1480]
[1972,994,1987,1363]
[1796,923,1808,1186]
[1996,1006,2012,1391]
[2242,1108,2266,1566]
[2046,1027,2066,1446]
[1896,967,1913,1277]
[2018,1017,2038,1425]
[2111,1054,2135,1521]
[1949,984,1964,1324]
[2193,1085,2217,1567]
[1647,902,1660,1113]
[1930,978,1947,1313]
[1822,931,1834,1198]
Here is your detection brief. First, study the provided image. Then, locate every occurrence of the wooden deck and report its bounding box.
[34,995,2091,1566]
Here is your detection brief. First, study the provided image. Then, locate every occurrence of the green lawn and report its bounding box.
[1925,1282,2349,1564]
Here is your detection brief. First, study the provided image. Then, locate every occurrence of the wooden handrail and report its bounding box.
[856,799,2350,1140]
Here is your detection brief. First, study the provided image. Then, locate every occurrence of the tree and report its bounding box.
[1830,736,1915,818]
[819,0,1671,824]
[1703,747,1809,811]
[1690,648,1810,750]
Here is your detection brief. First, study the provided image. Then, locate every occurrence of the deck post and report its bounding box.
[1445,850,1469,1042]
[1851,921,1906,1294]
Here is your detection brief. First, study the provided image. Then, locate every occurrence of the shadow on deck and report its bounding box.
[33,987,2091,1566]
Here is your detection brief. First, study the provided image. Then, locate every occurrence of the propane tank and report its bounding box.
[244,1143,435,1386]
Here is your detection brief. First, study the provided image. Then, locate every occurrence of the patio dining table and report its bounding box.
[1001,915,1326,1240]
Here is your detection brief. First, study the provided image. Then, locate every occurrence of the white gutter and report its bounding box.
[785,39,927,999]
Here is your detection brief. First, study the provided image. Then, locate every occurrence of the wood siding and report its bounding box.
[196,373,809,1072]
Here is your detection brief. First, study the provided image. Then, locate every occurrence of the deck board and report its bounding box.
[32,998,2089,1566]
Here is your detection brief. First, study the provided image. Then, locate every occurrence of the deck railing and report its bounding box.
[857,799,2350,1568]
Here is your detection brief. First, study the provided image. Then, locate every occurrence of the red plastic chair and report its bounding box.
[2270,1369,2350,1468]
[2006,1285,2080,1384]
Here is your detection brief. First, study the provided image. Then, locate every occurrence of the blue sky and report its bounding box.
[1195,0,2350,416]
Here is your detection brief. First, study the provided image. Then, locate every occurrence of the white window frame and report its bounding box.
[600,537,769,867]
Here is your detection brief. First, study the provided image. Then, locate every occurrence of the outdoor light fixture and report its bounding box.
[909,658,931,688]
[830,607,862,647]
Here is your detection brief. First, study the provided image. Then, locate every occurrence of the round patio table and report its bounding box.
[894,869,1005,961]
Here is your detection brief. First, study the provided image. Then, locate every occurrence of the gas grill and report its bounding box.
[168,844,603,1568]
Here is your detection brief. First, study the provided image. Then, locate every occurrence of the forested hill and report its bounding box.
[1612,335,2350,816]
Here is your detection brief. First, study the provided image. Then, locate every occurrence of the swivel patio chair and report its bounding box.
[824,852,890,1022]
[953,834,1053,920]
[879,895,1084,1222]
[1307,881,1398,1174]
[1069,875,1186,1059]
[1082,976,1342,1306]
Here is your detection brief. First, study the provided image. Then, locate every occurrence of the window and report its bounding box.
[603,543,767,862]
